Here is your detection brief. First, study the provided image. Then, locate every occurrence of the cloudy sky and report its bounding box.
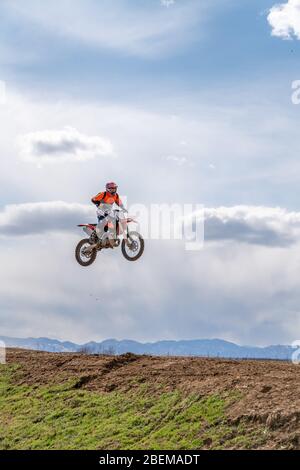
[1,0,300,346]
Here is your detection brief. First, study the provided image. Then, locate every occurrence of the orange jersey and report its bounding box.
[92,191,122,207]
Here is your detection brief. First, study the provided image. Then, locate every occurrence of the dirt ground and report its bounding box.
[6,348,300,449]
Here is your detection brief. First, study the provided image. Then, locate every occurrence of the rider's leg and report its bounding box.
[96,216,115,247]
[96,216,107,240]
[106,215,117,248]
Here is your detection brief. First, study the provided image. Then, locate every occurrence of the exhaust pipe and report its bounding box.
[85,242,98,252]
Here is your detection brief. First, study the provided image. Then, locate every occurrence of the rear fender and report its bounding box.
[77,224,96,236]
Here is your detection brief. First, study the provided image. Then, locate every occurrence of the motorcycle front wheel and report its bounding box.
[121,231,144,262]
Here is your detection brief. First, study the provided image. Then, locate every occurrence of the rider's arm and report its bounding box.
[116,194,126,211]
[91,192,104,207]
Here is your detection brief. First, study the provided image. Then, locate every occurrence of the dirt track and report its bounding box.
[6,349,300,449]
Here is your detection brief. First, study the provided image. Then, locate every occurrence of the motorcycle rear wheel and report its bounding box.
[75,239,97,267]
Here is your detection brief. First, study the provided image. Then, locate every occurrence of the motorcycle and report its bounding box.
[75,209,144,267]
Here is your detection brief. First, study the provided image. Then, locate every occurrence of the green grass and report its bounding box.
[0,365,266,450]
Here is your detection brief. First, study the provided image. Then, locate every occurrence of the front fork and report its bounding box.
[124,228,132,247]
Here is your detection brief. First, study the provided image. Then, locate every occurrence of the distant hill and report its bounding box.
[0,336,295,360]
[0,336,78,353]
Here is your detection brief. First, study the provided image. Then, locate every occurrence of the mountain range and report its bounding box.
[0,336,296,360]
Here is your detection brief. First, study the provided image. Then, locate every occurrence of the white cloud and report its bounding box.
[0,201,93,236]
[1,201,300,250]
[3,0,204,58]
[268,0,300,39]
[165,155,188,166]
[18,127,114,165]
[3,86,299,208]
[203,206,300,246]
[161,0,175,7]
[0,80,6,105]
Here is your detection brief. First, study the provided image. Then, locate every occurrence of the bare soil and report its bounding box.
[6,348,300,449]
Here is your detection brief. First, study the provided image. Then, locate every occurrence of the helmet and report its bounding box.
[106,182,118,194]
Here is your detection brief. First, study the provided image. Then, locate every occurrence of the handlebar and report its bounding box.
[97,208,129,218]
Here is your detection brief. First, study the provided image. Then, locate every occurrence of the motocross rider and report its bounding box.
[91,182,126,247]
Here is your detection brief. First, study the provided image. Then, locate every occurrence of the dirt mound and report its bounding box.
[5,348,300,449]
[102,352,140,372]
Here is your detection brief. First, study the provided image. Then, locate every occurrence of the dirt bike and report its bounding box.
[75,209,144,267]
